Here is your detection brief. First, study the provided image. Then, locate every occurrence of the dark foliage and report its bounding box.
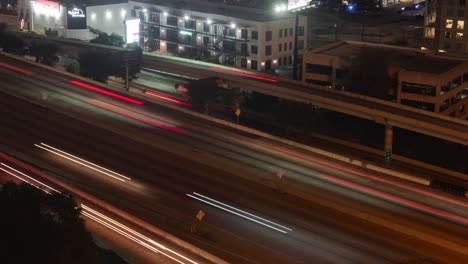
[0,182,127,264]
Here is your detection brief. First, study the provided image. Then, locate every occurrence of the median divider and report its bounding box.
[0,150,230,264]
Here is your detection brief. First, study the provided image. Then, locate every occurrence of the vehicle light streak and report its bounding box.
[110,101,197,130]
[145,91,192,106]
[81,204,200,264]
[69,80,144,105]
[34,143,131,182]
[0,62,32,74]
[318,174,468,224]
[187,192,291,233]
[0,166,49,193]
[273,146,468,208]
[177,86,189,92]
[0,163,61,194]
[209,67,279,82]
[86,100,185,134]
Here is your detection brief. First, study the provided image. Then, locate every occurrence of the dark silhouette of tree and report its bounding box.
[0,182,127,264]
[79,50,120,82]
[90,32,125,47]
[189,77,222,112]
[28,40,60,66]
[0,32,27,55]
[244,91,279,112]
[273,100,319,138]
[343,48,394,99]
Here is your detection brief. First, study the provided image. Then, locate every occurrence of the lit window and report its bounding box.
[457,20,465,30]
[446,19,453,29]
[456,32,464,40]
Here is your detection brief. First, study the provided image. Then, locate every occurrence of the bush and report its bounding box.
[66,62,80,75]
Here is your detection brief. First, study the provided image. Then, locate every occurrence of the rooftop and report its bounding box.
[311,41,467,74]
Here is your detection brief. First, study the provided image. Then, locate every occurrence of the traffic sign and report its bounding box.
[196,210,205,221]
[385,149,392,161]
[235,108,241,116]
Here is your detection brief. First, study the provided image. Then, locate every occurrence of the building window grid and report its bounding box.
[138,11,253,60]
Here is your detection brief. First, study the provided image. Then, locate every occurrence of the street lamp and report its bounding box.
[275,4,300,80]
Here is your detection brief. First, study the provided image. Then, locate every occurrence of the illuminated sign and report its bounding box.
[67,5,87,29]
[68,8,85,18]
[288,0,312,10]
[34,0,60,18]
[125,19,140,44]
[179,30,192,36]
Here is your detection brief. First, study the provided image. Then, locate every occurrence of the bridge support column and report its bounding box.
[384,125,393,165]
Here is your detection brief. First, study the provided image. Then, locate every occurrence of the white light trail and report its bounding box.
[192,192,292,231]
[186,193,292,234]
[34,143,131,182]
[0,166,49,193]
[1,163,61,194]
[81,204,201,264]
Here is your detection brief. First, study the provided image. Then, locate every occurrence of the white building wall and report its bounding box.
[87,3,130,38]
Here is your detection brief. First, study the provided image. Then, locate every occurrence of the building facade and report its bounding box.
[86,0,307,71]
[302,41,468,119]
[17,0,307,71]
[424,0,468,56]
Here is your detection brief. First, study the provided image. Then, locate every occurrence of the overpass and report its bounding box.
[142,53,468,150]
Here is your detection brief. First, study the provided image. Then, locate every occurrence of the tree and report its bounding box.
[189,77,222,112]
[66,62,80,75]
[273,100,319,138]
[90,32,125,47]
[0,182,127,264]
[29,40,60,66]
[79,50,120,82]
[0,32,27,55]
[342,48,394,100]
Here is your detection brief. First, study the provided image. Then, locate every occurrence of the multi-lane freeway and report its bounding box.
[1,55,468,263]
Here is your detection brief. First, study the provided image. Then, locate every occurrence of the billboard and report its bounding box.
[33,0,60,18]
[288,0,312,10]
[67,6,86,29]
[125,19,140,44]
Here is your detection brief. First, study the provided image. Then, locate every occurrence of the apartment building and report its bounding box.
[17,0,307,71]
[424,0,468,56]
[302,41,468,119]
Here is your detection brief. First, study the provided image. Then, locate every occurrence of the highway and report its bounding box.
[1,56,468,263]
[142,53,468,145]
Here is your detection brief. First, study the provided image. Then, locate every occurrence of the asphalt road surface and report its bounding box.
[1,57,467,264]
